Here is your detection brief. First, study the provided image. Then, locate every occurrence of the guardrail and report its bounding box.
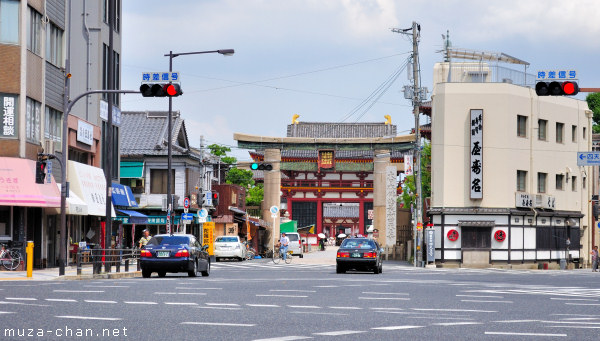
[76,247,140,276]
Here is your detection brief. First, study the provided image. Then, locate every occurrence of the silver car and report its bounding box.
[284,232,303,258]
[214,236,246,261]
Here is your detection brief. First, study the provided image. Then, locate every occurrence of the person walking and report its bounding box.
[279,233,290,261]
[138,229,152,249]
[591,246,599,272]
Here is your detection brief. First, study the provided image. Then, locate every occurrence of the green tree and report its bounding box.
[587,93,600,133]
[207,144,231,157]
[399,142,432,207]
[225,168,255,188]
[246,184,264,206]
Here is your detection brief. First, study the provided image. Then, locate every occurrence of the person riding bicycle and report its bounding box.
[279,233,290,261]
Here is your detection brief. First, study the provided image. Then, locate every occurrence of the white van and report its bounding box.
[284,232,303,258]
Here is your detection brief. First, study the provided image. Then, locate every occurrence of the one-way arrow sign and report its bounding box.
[577,152,600,166]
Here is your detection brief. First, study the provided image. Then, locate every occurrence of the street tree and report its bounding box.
[226,168,255,188]
[399,142,431,208]
[246,184,264,206]
[587,93,600,133]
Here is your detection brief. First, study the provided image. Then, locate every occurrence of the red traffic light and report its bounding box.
[212,193,219,199]
[163,83,182,97]
[140,83,182,97]
[535,81,579,96]
[562,81,579,96]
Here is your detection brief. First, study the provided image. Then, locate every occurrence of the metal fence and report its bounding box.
[76,247,139,275]
[439,62,536,87]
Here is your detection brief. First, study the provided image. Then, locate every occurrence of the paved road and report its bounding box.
[1,259,599,340]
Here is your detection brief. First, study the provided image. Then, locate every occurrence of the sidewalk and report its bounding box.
[0,264,140,281]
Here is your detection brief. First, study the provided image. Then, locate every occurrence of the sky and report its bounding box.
[120,0,600,161]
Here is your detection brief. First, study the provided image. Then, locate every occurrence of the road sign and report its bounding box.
[426,228,435,262]
[141,71,180,83]
[270,205,279,219]
[202,222,215,256]
[181,213,193,224]
[198,208,208,223]
[578,152,600,166]
[183,197,190,209]
[204,191,212,206]
[46,161,52,183]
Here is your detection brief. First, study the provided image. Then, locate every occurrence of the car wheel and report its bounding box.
[379,264,383,274]
[238,257,244,262]
[373,265,380,274]
[188,260,198,277]
[300,254,304,258]
[201,260,210,277]
[142,270,151,278]
[157,271,166,277]
[336,264,345,274]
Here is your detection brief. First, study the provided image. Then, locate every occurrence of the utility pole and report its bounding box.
[392,21,423,267]
[104,0,115,271]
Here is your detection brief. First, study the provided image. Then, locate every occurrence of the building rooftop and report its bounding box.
[287,122,397,138]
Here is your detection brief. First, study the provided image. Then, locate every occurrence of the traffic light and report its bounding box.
[535,81,579,96]
[35,161,46,184]
[212,192,219,207]
[251,163,273,171]
[139,83,182,97]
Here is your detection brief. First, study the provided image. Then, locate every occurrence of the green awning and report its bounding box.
[280,220,298,233]
[120,161,144,178]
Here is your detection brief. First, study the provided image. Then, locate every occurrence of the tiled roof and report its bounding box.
[287,122,397,138]
[251,150,408,160]
[120,111,196,158]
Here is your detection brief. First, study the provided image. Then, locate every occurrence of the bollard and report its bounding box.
[26,241,34,278]
[76,251,82,276]
[124,259,129,272]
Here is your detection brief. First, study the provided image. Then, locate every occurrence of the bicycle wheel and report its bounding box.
[5,250,21,271]
[285,251,293,264]
[272,250,281,264]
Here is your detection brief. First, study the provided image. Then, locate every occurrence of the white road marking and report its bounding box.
[550,298,598,301]
[460,300,513,304]
[181,322,254,327]
[540,321,600,325]
[0,311,15,314]
[565,303,600,306]
[256,294,308,298]
[164,302,197,306]
[205,303,240,306]
[5,297,37,301]
[45,298,77,303]
[362,291,409,296]
[359,297,409,300]
[196,306,242,310]
[313,330,366,336]
[372,326,423,330]
[560,317,600,321]
[313,285,338,288]
[369,307,403,311]
[54,290,104,293]
[247,304,280,308]
[412,308,497,313]
[0,301,49,307]
[485,332,566,337]
[124,301,158,305]
[270,289,316,293]
[175,293,207,296]
[493,320,540,323]
[84,300,117,304]
[56,315,122,321]
[83,285,129,288]
[548,326,600,329]
[433,322,483,326]
[456,295,504,298]
[328,306,362,310]
[175,287,222,290]
[252,336,313,341]
[287,305,320,309]
[293,312,347,316]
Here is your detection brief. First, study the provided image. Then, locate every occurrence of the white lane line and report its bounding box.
[433,322,483,326]
[205,303,240,306]
[175,287,222,290]
[84,300,117,304]
[181,322,255,327]
[313,330,366,336]
[270,289,316,293]
[253,336,313,341]
[493,320,540,323]
[329,306,362,310]
[313,285,338,288]
[164,302,198,306]
[540,321,600,325]
[293,312,347,316]
[565,303,600,306]
[124,301,158,305]
[456,295,504,298]
[370,307,403,311]
[362,292,409,296]
[247,304,280,308]
[460,300,513,304]
[359,297,409,300]
[54,290,104,293]
[196,307,242,310]
[0,301,49,307]
[287,305,320,309]
[83,285,129,288]
[0,311,15,314]
[560,318,600,321]
[372,326,423,330]
[56,315,122,321]
[5,297,37,301]
[550,298,598,301]
[45,298,77,303]
[412,308,497,313]
[548,326,600,329]
[175,293,207,296]
[256,294,308,298]
[485,332,566,337]
[552,313,597,317]
[154,292,177,295]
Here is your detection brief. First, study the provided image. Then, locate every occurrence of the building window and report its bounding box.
[583,176,587,189]
[27,6,42,55]
[291,202,317,230]
[102,44,120,105]
[25,98,41,143]
[571,176,577,192]
[583,127,587,140]
[103,0,121,32]
[556,122,564,143]
[517,170,527,192]
[46,22,64,67]
[0,0,19,44]
[556,174,564,190]
[44,106,62,142]
[517,115,527,137]
[150,169,175,194]
[461,226,491,249]
[537,172,547,193]
[571,125,577,143]
[538,119,547,140]
[0,206,12,240]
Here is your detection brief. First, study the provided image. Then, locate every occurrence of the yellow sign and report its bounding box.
[417,222,423,230]
[202,222,215,256]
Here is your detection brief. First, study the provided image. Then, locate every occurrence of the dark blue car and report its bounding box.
[140,234,210,278]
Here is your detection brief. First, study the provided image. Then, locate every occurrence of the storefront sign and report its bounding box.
[516,193,533,208]
[318,150,335,169]
[470,109,483,199]
[426,228,435,262]
[76,120,94,145]
[1,94,18,138]
[447,229,459,242]
[494,230,506,242]
[202,222,215,256]
[404,154,413,175]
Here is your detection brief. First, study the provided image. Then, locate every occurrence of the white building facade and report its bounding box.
[430,69,593,267]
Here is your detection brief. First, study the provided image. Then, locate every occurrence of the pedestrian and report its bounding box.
[319,237,325,251]
[279,233,290,261]
[591,246,599,272]
[138,229,152,249]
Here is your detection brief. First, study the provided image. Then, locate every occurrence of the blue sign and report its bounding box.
[577,152,600,166]
[141,72,180,83]
[181,213,194,223]
[536,69,577,80]
[46,161,52,183]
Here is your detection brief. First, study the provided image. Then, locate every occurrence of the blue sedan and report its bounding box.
[140,234,210,278]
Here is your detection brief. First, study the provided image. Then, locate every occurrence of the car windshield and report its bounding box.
[147,236,189,246]
[285,234,298,241]
[215,237,238,243]
[340,239,375,249]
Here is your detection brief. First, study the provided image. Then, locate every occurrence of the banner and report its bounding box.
[470,109,483,199]
[404,154,413,176]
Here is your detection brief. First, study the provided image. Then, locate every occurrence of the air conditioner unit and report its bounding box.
[534,194,543,208]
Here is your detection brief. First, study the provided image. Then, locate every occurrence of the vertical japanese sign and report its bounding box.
[470,109,483,199]
[404,154,413,175]
[1,94,18,138]
[318,150,335,169]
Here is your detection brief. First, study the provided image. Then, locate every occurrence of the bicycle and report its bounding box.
[272,248,293,264]
[0,243,22,271]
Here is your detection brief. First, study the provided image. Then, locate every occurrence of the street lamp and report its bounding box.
[164,49,234,233]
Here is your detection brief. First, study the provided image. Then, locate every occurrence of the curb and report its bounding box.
[56,271,141,280]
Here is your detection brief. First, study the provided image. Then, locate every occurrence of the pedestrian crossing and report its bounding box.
[211,262,335,271]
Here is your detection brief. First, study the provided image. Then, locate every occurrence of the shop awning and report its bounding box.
[116,209,148,224]
[68,161,116,217]
[111,183,139,207]
[280,220,298,233]
[47,183,88,215]
[0,157,61,207]
[120,161,144,178]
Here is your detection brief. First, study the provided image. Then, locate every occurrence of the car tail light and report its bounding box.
[140,250,152,258]
[337,252,350,258]
[363,252,376,258]
[174,249,189,257]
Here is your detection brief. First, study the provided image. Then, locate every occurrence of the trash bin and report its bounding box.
[543,263,548,270]
[559,259,566,270]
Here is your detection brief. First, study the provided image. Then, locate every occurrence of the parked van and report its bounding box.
[284,232,303,258]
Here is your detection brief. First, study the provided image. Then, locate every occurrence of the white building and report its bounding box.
[429,62,593,267]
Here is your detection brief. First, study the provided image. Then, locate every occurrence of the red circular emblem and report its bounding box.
[494,230,506,242]
[447,229,459,242]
